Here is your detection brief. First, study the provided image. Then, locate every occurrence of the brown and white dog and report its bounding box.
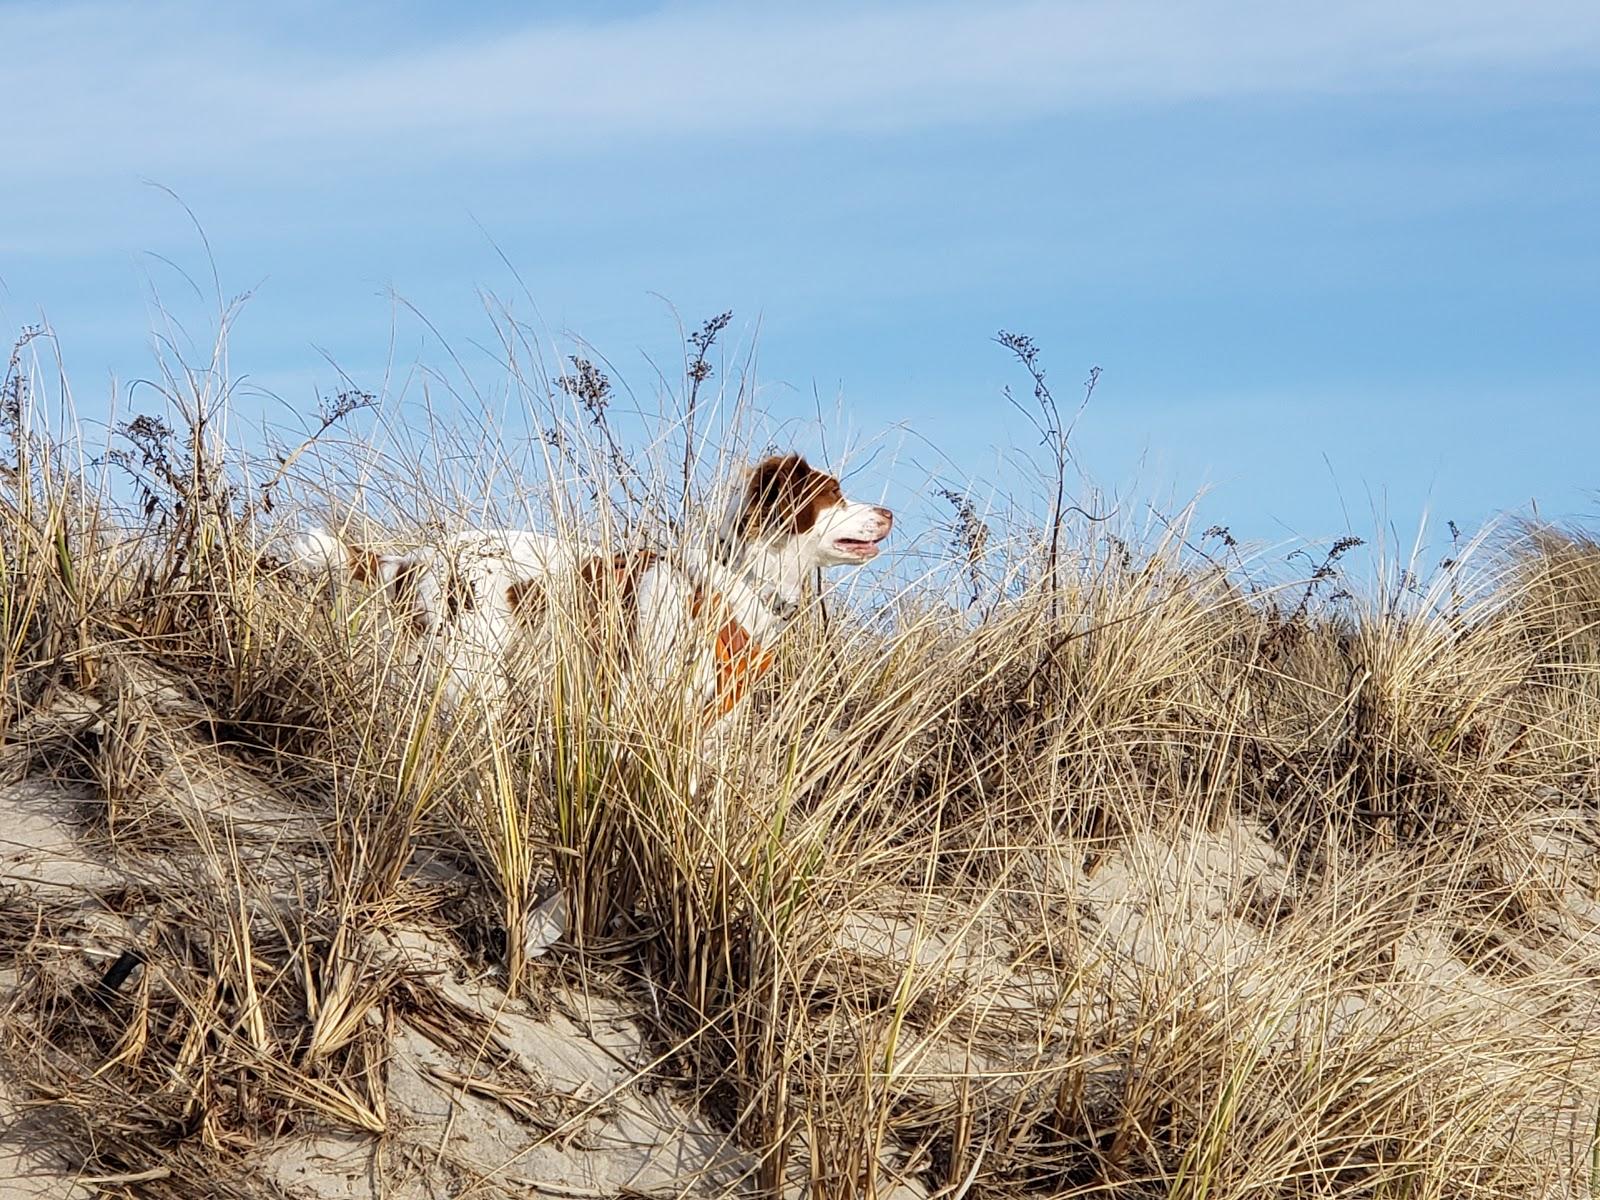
[287,455,892,730]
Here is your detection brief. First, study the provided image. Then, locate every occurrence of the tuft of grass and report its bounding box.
[0,317,1596,1199]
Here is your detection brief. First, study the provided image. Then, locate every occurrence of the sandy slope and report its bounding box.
[3,666,1598,1197]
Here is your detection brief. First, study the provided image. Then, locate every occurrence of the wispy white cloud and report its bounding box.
[9,0,1599,182]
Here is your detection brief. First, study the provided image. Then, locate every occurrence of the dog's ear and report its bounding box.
[739,454,843,537]
[740,455,801,537]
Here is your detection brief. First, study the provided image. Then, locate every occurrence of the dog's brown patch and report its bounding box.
[445,566,477,620]
[571,551,661,684]
[691,588,776,719]
[346,546,428,635]
[577,550,660,621]
[504,578,548,630]
[347,546,382,584]
[384,560,429,635]
[740,454,844,538]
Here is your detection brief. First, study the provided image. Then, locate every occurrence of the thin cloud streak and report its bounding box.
[9,0,1600,182]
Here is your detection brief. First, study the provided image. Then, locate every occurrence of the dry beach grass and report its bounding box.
[1,319,1598,1198]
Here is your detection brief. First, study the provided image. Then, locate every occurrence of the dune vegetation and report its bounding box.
[1,314,1598,1199]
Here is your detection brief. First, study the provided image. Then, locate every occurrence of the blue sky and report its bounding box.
[3,0,1598,564]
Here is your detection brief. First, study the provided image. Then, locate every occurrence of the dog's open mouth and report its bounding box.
[833,536,883,560]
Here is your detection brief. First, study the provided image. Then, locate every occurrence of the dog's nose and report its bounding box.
[873,506,894,532]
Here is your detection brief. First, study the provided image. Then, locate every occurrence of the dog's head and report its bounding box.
[725,454,893,568]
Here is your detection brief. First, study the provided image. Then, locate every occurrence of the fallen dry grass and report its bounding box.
[0,322,1598,1199]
